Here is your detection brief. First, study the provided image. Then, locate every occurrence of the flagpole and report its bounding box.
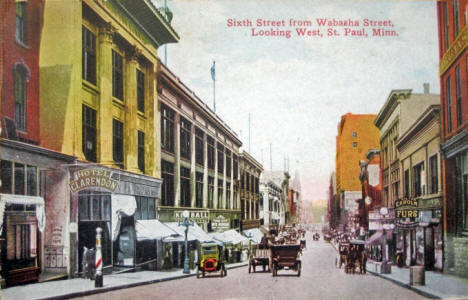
[211,60,216,113]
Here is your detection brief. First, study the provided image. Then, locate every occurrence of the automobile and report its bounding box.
[196,242,227,278]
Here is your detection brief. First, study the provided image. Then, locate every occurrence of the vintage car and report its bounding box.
[196,242,227,278]
[271,244,302,277]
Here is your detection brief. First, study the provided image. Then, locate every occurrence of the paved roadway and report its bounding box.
[80,232,426,300]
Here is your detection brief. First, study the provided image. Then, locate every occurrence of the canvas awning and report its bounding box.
[243,228,263,244]
[365,231,384,245]
[0,194,45,234]
[112,194,137,241]
[135,219,179,241]
[210,229,251,246]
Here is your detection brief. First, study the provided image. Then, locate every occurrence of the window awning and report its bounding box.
[243,228,263,244]
[135,219,179,241]
[0,194,45,234]
[365,231,384,245]
[163,222,216,243]
[112,194,136,241]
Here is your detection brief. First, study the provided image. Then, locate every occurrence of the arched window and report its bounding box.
[14,64,29,131]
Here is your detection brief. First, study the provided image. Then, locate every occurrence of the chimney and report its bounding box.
[423,83,430,94]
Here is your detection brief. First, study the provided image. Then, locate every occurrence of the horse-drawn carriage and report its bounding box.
[313,233,320,241]
[335,239,366,274]
[271,244,302,277]
[248,245,271,273]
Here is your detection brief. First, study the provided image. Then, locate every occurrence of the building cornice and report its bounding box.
[158,62,242,147]
[240,150,264,172]
[374,89,412,129]
[396,105,440,149]
[0,138,76,162]
[441,127,468,159]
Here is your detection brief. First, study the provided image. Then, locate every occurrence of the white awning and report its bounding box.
[112,194,136,241]
[210,229,251,246]
[135,219,179,241]
[243,228,263,244]
[0,194,45,234]
[163,222,203,242]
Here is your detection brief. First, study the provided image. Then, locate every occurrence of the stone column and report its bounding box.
[97,23,115,165]
[214,142,218,209]
[222,150,226,210]
[147,63,158,178]
[202,134,208,208]
[174,115,181,207]
[124,46,140,172]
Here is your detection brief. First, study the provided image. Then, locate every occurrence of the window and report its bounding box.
[446,76,453,133]
[14,66,27,131]
[137,70,145,112]
[430,155,438,194]
[444,2,450,50]
[78,191,111,221]
[208,176,214,208]
[16,2,26,43]
[180,167,191,207]
[456,65,462,127]
[217,144,224,174]
[135,197,156,220]
[180,118,191,160]
[413,163,424,197]
[226,150,231,178]
[196,172,203,208]
[161,160,174,206]
[233,184,238,209]
[161,104,174,153]
[352,142,357,148]
[241,200,245,219]
[404,169,410,198]
[113,119,124,167]
[226,183,231,209]
[82,26,96,84]
[195,128,204,165]
[207,137,215,170]
[0,161,12,194]
[14,163,25,195]
[0,161,37,196]
[82,105,97,162]
[352,132,357,137]
[218,179,223,209]
[112,50,123,100]
[454,0,460,37]
[392,181,399,200]
[26,166,37,196]
[233,155,238,179]
[138,130,145,173]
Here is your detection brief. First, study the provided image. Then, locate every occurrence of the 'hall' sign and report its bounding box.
[69,168,119,193]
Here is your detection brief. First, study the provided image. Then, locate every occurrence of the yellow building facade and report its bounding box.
[335,113,379,225]
[40,0,178,177]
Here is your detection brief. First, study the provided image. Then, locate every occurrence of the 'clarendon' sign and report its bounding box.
[70,168,119,193]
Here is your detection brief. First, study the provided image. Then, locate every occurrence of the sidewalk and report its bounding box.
[1,262,248,300]
[366,261,468,300]
[330,239,468,299]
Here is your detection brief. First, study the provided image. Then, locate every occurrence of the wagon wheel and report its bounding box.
[248,260,252,273]
[196,266,201,279]
[297,262,301,277]
[202,270,206,278]
[272,265,277,277]
[223,266,227,277]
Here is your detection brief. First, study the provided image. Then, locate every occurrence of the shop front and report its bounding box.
[67,165,161,276]
[0,139,75,286]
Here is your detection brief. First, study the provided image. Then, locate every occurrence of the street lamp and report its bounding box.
[179,210,194,274]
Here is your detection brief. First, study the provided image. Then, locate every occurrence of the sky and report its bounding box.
[153,0,440,203]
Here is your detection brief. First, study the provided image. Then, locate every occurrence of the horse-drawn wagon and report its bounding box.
[271,244,302,277]
[248,245,271,273]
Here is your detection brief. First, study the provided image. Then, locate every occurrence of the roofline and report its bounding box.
[158,61,242,147]
[240,150,264,171]
[396,105,440,149]
[374,89,412,128]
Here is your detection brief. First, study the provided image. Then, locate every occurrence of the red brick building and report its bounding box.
[437,0,468,277]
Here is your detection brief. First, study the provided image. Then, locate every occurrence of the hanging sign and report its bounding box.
[395,198,419,228]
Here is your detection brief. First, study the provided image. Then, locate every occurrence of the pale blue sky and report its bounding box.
[154,0,440,202]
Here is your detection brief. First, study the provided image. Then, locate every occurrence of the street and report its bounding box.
[79,232,426,300]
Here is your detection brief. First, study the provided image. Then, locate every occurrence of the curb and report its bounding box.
[329,242,440,299]
[365,269,441,299]
[37,263,248,300]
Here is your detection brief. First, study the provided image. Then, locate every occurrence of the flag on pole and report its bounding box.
[210,60,216,81]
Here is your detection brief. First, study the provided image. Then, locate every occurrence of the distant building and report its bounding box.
[335,113,380,232]
[239,151,263,230]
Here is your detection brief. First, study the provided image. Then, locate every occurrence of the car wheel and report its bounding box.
[197,266,201,279]
[297,263,301,277]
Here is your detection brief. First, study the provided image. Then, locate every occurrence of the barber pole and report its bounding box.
[95,227,103,287]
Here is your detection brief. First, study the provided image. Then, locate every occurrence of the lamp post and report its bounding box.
[179,210,194,274]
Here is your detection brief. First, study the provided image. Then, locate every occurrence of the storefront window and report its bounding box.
[27,166,37,196]
[14,163,25,195]
[78,191,111,221]
[0,160,12,193]
[135,197,156,220]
